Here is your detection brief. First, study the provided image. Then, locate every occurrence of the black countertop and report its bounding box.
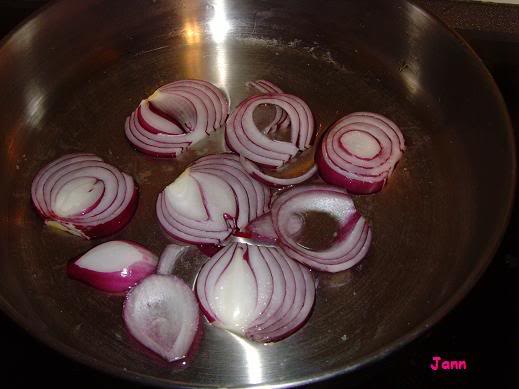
[1,1,518,388]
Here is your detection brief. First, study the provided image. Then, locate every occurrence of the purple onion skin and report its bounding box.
[223,130,236,156]
[127,140,180,159]
[315,149,385,195]
[67,256,155,294]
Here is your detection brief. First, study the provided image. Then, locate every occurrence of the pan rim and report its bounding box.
[0,0,516,387]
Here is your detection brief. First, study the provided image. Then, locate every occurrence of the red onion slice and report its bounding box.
[246,80,290,133]
[225,86,316,187]
[67,241,157,293]
[31,153,137,239]
[156,154,271,249]
[123,274,200,362]
[225,93,314,167]
[317,112,405,194]
[195,243,315,342]
[247,247,315,342]
[192,154,270,218]
[238,212,278,245]
[271,185,372,273]
[125,79,229,158]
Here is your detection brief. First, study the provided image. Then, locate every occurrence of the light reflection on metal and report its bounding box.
[182,18,203,78]
[401,2,424,98]
[228,332,263,384]
[209,0,230,90]
[209,0,231,44]
[215,44,228,89]
[25,82,46,129]
[183,20,201,45]
[15,17,47,130]
[183,43,203,79]
[401,69,419,96]
[181,17,203,79]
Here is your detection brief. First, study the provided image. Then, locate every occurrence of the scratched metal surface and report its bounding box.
[0,0,514,387]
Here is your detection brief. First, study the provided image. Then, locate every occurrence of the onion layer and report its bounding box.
[245,80,290,133]
[195,243,315,343]
[226,84,317,187]
[31,153,137,239]
[225,92,314,166]
[123,274,200,362]
[156,244,191,276]
[240,155,318,188]
[125,79,229,158]
[271,185,372,273]
[156,153,271,247]
[67,240,157,293]
[237,212,278,245]
[317,112,405,194]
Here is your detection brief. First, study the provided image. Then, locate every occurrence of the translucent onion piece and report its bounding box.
[123,274,200,362]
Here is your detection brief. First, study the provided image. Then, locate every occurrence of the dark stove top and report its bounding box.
[1,1,517,388]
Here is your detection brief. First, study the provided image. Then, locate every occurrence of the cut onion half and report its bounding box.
[67,240,157,293]
[156,153,271,249]
[31,153,137,239]
[195,243,315,342]
[125,79,229,158]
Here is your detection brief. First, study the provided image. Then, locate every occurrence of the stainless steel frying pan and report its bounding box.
[0,0,515,387]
